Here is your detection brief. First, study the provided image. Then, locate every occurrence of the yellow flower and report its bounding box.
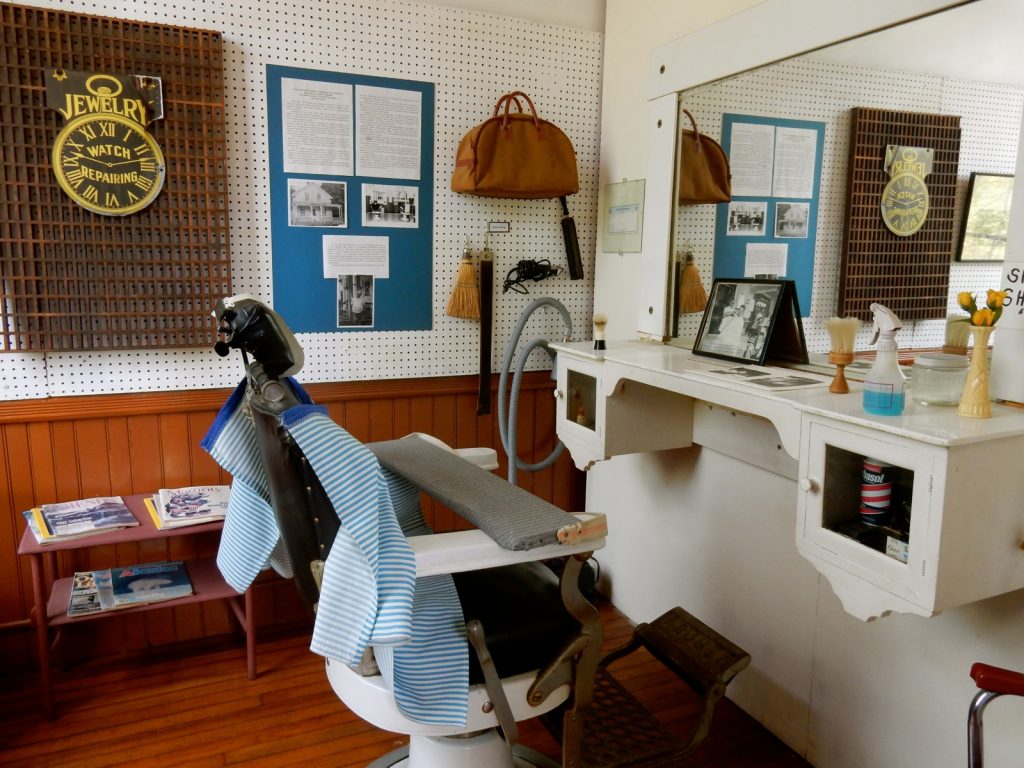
[958,291,978,313]
[971,307,997,326]
[986,289,1010,311]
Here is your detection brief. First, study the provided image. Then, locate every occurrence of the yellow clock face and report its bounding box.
[52,113,165,216]
[880,172,930,237]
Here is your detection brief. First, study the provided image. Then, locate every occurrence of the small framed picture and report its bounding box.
[693,278,787,365]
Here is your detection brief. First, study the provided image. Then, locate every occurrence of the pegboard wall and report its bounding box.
[674,56,1022,354]
[0,0,602,399]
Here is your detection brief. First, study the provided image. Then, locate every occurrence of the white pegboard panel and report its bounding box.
[673,57,1022,354]
[5,0,602,399]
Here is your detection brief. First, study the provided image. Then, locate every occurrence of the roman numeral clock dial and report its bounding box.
[880,172,930,237]
[52,113,166,215]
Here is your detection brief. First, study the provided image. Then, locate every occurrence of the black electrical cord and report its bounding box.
[502,259,560,294]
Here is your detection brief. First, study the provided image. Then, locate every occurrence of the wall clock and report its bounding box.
[880,172,930,237]
[52,112,166,216]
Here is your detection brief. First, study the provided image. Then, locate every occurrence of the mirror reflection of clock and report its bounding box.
[52,113,166,216]
[880,172,930,237]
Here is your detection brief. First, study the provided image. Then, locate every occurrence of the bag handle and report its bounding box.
[681,109,705,155]
[500,90,541,131]
[491,93,525,117]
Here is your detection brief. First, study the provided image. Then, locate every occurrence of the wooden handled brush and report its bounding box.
[825,316,860,394]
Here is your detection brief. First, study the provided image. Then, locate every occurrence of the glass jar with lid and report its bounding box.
[911,352,969,406]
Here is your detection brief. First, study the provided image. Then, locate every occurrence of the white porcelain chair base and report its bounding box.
[367,736,560,768]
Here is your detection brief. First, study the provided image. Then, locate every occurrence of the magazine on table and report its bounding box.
[66,569,116,617]
[22,509,100,546]
[148,485,230,529]
[66,561,192,616]
[37,496,138,541]
[102,560,193,609]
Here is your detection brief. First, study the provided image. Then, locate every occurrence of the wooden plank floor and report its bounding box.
[0,601,810,767]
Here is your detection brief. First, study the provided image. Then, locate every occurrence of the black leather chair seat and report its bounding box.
[454,560,579,684]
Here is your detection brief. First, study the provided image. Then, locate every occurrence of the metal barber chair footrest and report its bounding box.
[545,606,751,768]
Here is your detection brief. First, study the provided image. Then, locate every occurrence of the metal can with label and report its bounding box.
[860,457,893,525]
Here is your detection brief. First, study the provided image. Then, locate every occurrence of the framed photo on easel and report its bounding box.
[693,278,808,366]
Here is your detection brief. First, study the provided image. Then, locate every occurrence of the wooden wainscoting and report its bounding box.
[0,372,582,678]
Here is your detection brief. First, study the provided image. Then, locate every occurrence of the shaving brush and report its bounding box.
[592,313,607,358]
[825,316,860,394]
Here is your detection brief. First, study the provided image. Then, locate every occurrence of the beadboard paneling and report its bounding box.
[2,372,583,675]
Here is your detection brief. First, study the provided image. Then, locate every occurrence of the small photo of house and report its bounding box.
[774,202,809,238]
[288,179,347,227]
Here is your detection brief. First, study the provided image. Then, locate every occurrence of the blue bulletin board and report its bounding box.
[267,65,434,332]
[712,114,825,317]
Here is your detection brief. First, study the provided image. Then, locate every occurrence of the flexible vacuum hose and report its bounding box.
[498,297,573,484]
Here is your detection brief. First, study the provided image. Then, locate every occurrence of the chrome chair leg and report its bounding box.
[967,689,1000,768]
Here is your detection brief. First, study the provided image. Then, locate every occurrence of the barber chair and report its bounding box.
[208,295,606,768]
[968,663,1024,768]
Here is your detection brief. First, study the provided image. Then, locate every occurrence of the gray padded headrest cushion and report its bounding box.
[368,438,578,550]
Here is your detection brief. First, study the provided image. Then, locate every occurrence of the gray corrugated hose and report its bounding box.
[498,297,572,484]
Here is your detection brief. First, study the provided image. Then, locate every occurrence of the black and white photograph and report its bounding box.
[726,201,768,236]
[337,274,374,327]
[287,179,347,227]
[774,201,810,238]
[362,183,419,228]
[693,278,784,365]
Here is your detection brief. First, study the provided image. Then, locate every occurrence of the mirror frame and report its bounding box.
[635,0,981,339]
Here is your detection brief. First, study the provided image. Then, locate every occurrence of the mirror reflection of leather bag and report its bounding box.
[451,91,579,199]
[678,109,732,205]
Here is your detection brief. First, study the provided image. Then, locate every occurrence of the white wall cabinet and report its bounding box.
[554,340,1024,621]
[554,344,693,470]
[797,414,1024,620]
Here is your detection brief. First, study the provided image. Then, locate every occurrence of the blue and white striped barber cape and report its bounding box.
[202,380,469,726]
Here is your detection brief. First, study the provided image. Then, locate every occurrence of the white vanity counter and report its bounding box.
[552,339,1024,620]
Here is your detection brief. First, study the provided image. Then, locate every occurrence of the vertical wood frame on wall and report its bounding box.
[0,4,230,352]
[838,107,961,321]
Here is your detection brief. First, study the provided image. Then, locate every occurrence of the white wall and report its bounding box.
[593,0,762,341]
[593,1,1024,766]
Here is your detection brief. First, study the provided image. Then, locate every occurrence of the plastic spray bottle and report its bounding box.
[863,303,906,416]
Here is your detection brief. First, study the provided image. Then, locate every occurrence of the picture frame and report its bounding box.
[693,278,807,366]
[956,172,1014,262]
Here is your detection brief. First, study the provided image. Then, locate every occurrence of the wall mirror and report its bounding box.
[646,0,1022,359]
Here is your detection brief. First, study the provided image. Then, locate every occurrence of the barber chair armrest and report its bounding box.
[408,513,605,578]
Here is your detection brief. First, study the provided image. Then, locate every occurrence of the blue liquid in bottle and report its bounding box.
[863,388,905,416]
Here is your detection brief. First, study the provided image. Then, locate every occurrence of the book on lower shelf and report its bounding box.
[66,560,194,617]
[146,485,230,530]
[36,496,138,542]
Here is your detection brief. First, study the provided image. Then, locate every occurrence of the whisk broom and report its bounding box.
[678,251,708,314]
[445,239,480,319]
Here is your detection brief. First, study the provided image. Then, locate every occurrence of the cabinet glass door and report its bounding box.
[566,369,597,432]
[800,419,937,600]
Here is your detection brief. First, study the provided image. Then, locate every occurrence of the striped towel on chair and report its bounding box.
[204,382,468,726]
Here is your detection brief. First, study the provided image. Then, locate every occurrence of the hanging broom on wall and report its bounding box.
[446,238,480,319]
[678,250,708,314]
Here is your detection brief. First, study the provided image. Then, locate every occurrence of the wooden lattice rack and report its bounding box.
[838,107,961,322]
[0,4,230,352]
